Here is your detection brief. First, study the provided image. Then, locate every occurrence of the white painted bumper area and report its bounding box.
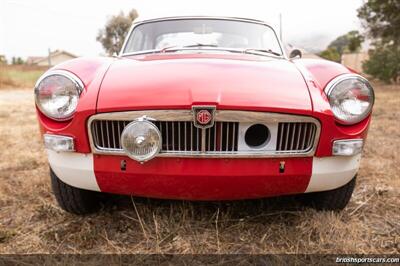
[305,154,361,193]
[46,150,360,194]
[46,150,100,191]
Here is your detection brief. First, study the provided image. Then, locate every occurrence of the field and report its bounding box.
[0,65,47,89]
[0,82,399,256]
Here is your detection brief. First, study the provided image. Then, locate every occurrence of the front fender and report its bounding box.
[36,57,114,153]
[293,59,372,157]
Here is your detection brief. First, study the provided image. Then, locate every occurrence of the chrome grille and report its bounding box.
[88,110,321,158]
[276,122,316,152]
[92,120,127,150]
[154,121,201,152]
[206,122,239,152]
[91,120,239,152]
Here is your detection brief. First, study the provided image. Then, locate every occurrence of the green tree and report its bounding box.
[97,9,138,55]
[16,57,24,65]
[11,57,24,65]
[363,44,400,83]
[319,47,341,62]
[358,0,400,44]
[328,31,364,55]
[346,31,364,52]
[358,0,400,83]
[319,31,364,62]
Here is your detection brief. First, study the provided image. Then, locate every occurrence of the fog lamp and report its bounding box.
[121,120,161,162]
[44,134,75,152]
[332,139,363,156]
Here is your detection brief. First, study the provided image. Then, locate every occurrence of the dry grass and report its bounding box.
[0,65,48,90]
[0,83,399,255]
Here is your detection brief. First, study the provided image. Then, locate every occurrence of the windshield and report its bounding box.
[122,18,283,56]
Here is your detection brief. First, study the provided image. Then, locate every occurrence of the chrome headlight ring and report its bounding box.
[34,70,84,121]
[325,74,375,125]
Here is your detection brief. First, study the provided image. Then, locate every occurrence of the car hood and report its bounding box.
[97,54,312,115]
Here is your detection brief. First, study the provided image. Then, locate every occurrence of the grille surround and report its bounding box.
[88,110,320,158]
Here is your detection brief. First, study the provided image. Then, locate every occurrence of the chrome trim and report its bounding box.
[34,70,84,122]
[324,73,375,125]
[87,110,321,158]
[119,16,287,59]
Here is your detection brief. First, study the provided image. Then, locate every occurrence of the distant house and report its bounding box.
[341,52,369,73]
[26,56,44,65]
[27,50,78,66]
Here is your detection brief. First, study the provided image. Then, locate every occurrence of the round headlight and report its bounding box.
[325,74,374,124]
[121,120,161,162]
[35,70,83,121]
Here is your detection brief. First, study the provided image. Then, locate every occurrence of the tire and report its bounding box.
[50,168,102,214]
[302,176,356,211]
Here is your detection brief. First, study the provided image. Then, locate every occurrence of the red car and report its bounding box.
[34,16,374,214]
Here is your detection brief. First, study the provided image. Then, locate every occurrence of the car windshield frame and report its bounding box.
[119,17,286,59]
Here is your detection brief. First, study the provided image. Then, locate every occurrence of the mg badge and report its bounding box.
[197,110,212,125]
[192,106,216,129]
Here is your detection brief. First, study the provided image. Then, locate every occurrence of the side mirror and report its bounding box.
[289,49,302,59]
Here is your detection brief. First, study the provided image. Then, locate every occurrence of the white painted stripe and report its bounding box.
[305,154,361,193]
[46,149,100,192]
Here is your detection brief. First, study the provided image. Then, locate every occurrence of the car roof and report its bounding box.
[133,16,270,26]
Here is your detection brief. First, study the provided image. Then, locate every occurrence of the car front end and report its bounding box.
[34,16,374,214]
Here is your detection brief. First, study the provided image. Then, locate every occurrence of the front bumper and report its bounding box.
[47,150,361,200]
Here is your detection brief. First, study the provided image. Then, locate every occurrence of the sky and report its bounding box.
[0,0,363,59]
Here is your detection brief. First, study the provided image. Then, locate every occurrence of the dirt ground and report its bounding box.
[0,83,399,255]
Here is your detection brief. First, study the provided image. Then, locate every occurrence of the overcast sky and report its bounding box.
[0,0,363,59]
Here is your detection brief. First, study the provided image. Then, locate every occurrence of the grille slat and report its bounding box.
[105,121,110,148]
[196,127,200,151]
[111,122,116,149]
[99,121,104,148]
[226,123,229,152]
[214,125,217,151]
[300,123,307,150]
[219,123,223,152]
[296,123,301,150]
[93,122,99,148]
[184,122,187,151]
[231,124,234,151]
[284,123,290,150]
[171,122,175,151]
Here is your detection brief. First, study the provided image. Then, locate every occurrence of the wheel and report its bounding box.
[302,176,356,211]
[50,168,102,214]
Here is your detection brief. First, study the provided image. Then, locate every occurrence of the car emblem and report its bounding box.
[197,110,212,124]
[192,106,216,129]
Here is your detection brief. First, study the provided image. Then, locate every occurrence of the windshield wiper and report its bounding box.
[157,43,219,53]
[182,43,219,48]
[144,45,281,57]
[243,48,282,57]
